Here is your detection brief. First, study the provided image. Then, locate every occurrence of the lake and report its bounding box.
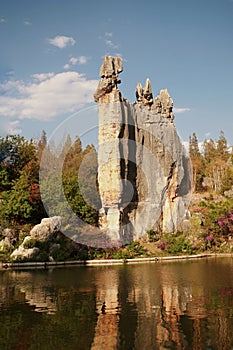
[0,257,233,350]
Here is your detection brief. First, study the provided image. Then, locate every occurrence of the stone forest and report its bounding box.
[95,56,192,244]
[0,56,233,263]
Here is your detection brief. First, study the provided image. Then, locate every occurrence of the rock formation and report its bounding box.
[95,56,192,245]
[10,216,61,261]
[94,56,123,103]
[0,228,18,251]
[30,216,61,241]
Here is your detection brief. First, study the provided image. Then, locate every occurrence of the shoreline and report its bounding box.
[0,253,232,270]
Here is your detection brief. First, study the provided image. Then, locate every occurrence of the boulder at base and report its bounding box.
[30,216,61,241]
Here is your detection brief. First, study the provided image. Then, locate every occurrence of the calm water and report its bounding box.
[0,257,233,350]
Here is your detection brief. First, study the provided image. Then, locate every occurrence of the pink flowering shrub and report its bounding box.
[217,211,233,236]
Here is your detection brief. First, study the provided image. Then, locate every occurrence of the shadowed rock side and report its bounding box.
[95,56,192,244]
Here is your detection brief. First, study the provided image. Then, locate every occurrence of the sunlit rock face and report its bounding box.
[95,56,192,244]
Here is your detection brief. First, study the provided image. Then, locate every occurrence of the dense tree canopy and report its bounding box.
[189,131,233,194]
[0,132,99,228]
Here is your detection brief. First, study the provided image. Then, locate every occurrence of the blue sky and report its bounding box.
[0,0,233,147]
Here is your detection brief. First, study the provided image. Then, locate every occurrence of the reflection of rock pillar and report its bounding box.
[91,269,119,350]
[157,286,184,347]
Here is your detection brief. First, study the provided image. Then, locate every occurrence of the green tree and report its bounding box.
[37,130,47,161]
[0,135,36,190]
[216,130,228,161]
[0,167,43,224]
[189,133,204,192]
[203,132,231,193]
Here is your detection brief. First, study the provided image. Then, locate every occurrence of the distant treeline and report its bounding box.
[189,131,233,193]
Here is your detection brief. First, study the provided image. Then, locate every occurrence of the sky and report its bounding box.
[0,0,233,147]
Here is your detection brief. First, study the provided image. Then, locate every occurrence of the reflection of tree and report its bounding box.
[0,269,97,350]
[1,260,233,349]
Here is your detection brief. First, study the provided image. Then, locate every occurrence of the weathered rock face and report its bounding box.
[10,216,61,261]
[10,245,40,261]
[95,56,192,244]
[0,228,18,250]
[30,216,61,241]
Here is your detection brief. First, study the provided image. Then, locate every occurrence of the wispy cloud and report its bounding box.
[69,57,78,65]
[173,107,191,113]
[0,72,98,121]
[48,35,76,49]
[105,39,119,49]
[0,18,7,24]
[101,32,119,50]
[64,56,89,70]
[70,56,88,65]
[23,20,32,26]
[8,120,22,134]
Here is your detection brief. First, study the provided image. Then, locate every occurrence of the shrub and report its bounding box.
[157,232,194,255]
[147,229,160,242]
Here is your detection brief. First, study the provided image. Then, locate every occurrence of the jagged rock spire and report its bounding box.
[136,83,143,103]
[152,88,175,122]
[94,56,123,103]
[143,78,153,107]
[100,56,122,78]
[135,78,153,108]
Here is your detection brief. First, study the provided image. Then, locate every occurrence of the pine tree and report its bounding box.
[189,133,204,192]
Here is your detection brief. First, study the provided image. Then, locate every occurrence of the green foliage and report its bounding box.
[189,131,233,194]
[126,241,147,255]
[0,135,36,190]
[0,168,44,224]
[189,133,204,191]
[86,241,148,260]
[147,229,160,242]
[0,132,99,230]
[166,234,194,255]
[156,232,194,255]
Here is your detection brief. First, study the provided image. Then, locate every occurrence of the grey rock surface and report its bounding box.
[95,56,192,244]
[10,246,40,260]
[30,216,61,241]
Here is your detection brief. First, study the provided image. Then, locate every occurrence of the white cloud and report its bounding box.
[48,35,76,49]
[69,56,88,65]
[78,56,88,64]
[70,57,78,65]
[0,18,7,23]
[173,107,191,113]
[32,73,55,81]
[0,72,98,121]
[63,64,70,70]
[104,32,119,49]
[8,120,22,134]
[105,39,119,49]
[23,20,32,26]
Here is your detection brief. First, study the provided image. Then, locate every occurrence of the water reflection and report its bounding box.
[0,258,233,349]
